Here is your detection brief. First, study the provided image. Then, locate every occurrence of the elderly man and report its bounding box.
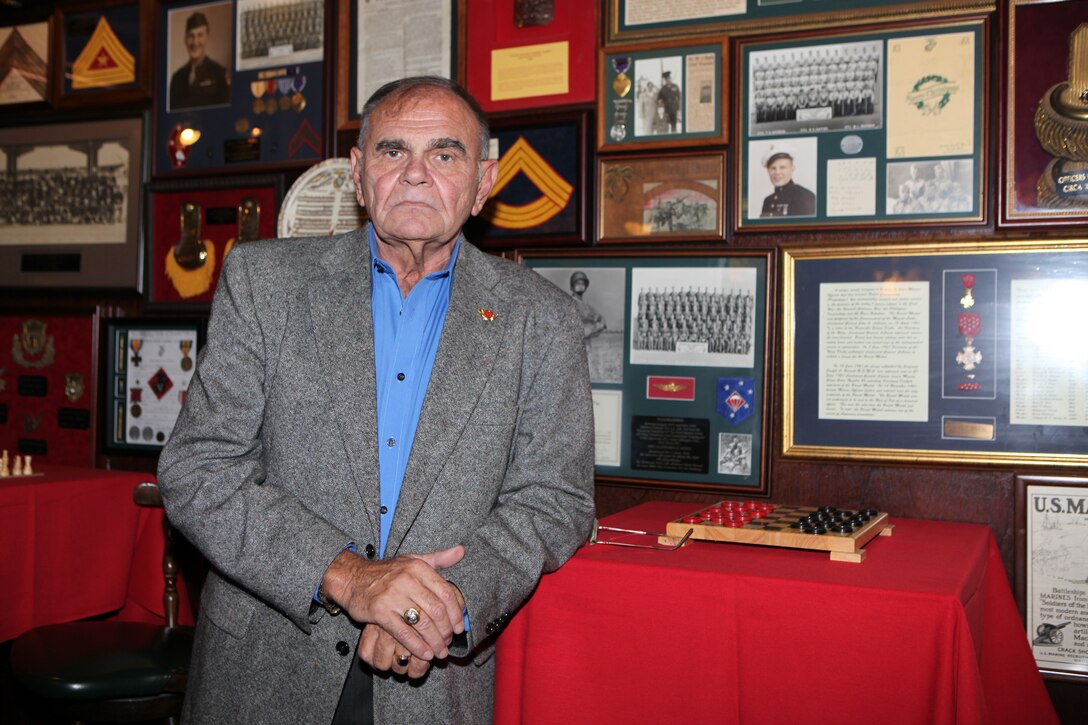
[158,76,596,724]
[169,11,230,110]
[758,145,816,218]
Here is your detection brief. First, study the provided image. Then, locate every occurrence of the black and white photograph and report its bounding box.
[167,1,233,112]
[629,266,758,368]
[532,266,626,384]
[886,159,974,214]
[643,185,719,233]
[236,0,324,72]
[747,137,818,219]
[718,432,753,476]
[634,55,683,137]
[749,39,883,137]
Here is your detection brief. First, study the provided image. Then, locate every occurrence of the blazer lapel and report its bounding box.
[306,228,381,539]
[385,243,504,555]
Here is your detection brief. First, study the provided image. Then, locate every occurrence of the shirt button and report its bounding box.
[396,372,405,381]
[387,438,396,447]
[380,505,388,515]
[364,544,376,559]
[336,641,350,656]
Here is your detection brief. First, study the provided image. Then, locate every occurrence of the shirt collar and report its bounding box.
[368,224,460,280]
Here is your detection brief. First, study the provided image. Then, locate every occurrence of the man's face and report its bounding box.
[350,89,497,247]
[571,279,587,295]
[185,24,209,63]
[766,157,795,188]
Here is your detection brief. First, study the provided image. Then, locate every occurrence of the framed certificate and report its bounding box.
[783,239,1088,467]
[735,16,987,232]
[520,247,773,495]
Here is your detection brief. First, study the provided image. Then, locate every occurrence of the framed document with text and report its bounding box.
[783,240,1088,467]
[520,247,773,495]
[735,17,987,232]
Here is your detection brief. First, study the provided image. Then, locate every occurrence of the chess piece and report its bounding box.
[12,455,22,476]
[0,450,8,477]
[23,455,32,475]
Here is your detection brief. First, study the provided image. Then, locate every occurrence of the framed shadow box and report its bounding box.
[783,239,1088,468]
[520,247,773,495]
[53,0,151,109]
[735,16,988,232]
[1015,474,1088,682]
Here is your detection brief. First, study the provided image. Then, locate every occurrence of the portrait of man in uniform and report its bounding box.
[747,138,818,220]
[168,2,233,111]
[757,144,816,218]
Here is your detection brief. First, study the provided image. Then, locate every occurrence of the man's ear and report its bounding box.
[349,146,367,208]
[470,159,499,216]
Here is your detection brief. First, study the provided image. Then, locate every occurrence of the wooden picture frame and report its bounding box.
[145,174,282,306]
[1000,0,1088,227]
[335,0,457,131]
[1014,474,1088,682]
[598,151,726,243]
[152,0,326,176]
[735,16,988,232]
[783,239,1088,467]
[0,117,144,289]
[599,37,728,152]
[0,18,52,109]
[464,110,591,250]
[519,247,773,495]
[462,0,597,113]
[605,0,995,44]
[53,0,151,109]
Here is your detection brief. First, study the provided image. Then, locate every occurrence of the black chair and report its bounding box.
[10,481,194,723]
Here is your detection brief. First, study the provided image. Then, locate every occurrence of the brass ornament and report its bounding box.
[12,320,56,369]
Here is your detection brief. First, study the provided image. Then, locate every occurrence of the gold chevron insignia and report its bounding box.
[482,137,572,230]
[653,382,688,393]
[71,16,135,89]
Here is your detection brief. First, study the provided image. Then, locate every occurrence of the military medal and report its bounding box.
[955,313,982,373]
[291,73,307,112]
[960,273,975,309]
[130,386,142,418]
[251,80,267,115]
[180,339,193,371]
[264,80,278,115]
[130,337,142,366]
[609,56,633,142]
[612,57,632,98]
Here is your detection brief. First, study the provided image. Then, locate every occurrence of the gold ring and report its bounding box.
[403,607,421,626]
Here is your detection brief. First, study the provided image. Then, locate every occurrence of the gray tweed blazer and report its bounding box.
[157,225,595,724]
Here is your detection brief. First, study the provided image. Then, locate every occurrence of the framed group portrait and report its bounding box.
[735,16,988,231]
[153,0,326,176]
[782,239,1088,468]
[520,247,773,495]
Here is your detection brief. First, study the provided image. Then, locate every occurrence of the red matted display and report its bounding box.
[493,501,1058,725]
[147,179,280,305]
[464,0,597,113]
[0,314,96,466]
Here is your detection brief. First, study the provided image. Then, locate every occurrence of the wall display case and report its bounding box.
[53,0,151,109]
[0,18,52,108]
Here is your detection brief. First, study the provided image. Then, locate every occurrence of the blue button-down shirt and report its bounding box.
[370,227,458,558]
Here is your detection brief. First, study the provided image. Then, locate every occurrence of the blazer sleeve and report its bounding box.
[157,247,354,633]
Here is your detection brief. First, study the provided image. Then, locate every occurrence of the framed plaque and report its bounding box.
[1015,474,1088,681]
[465,110,591,249]
[1001,0,1088,227]
[605,0,994,44]
[0,117,144,289]
[146,174,282,306]
[735,17,987,232]
[53,0,151,109]
[105,318,205,452]
[335,0,457,131]
[520,247,773,495]
[598,151,725,243]
[463,0,597,113]
[783,239,1088,467]
[599,37,728,152]
[0,19,51,108]
[152,0,326,176]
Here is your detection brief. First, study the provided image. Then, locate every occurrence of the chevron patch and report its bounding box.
[481,136,573,229]
[71,16,135,89]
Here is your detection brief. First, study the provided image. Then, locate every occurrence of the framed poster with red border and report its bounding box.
[464,0,597,113]
[146,174,282,307]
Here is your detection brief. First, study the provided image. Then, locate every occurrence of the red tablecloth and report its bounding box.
[0,465,193,642]
[494,502,1058,725]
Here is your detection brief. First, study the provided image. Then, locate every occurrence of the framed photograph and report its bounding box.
[605,0,994,44]
[598,151,725,243]
[53,0,150,109]
[0,117,144,289]
[735,17,988,231]
[335,0,456,131]
[782,239,1088,467]
[104,318,205,452]
[520,248,773,495]
[463,0,596,113]
[1001,0,1088,227]
[0,312,99,467]
[153,0,325,175]
[0,19,51,108]
[1015,475,1088,682]
[146,174,282,306]
[599,37,728,151]
[464,110,590,249]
